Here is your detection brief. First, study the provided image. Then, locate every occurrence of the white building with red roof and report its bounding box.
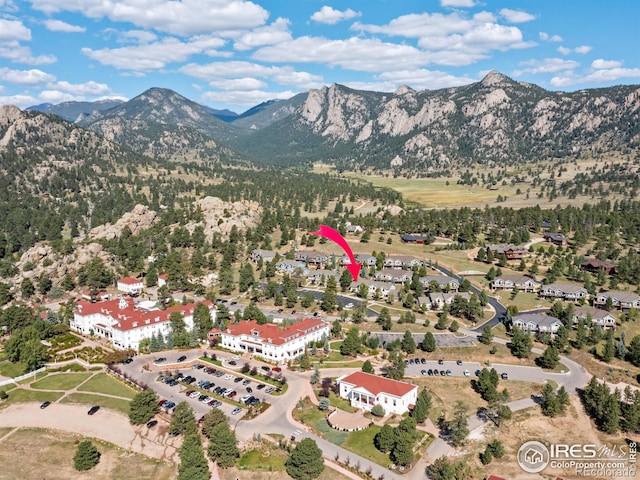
[72,297,216,351]
[117,276,144,294]
[215,318,330,364]
[337,371,418,415]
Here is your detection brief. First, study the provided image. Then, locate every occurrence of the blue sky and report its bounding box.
[0,0,639,113]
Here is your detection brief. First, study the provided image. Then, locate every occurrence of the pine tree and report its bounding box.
[73,441,100,471]
[285,438,325,480]
[179,432,210,480]
[510,327,532,358]
[362,360,374,374]
[374,424,396,452]
[540,382,560,417]
[129,388,160,425]
[448,401,469,446]
[421,332,436,352]
[410,388,432,424]
[207,423,239,468]
[479,324,493,345]
[539,345,560,369]
[401,330,416,354]
[602,332,615,362]
[321,276,337,312]
[170,401,196,435]
[391,436,414,466]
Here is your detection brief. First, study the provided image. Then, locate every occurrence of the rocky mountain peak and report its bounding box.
[394,85,416,96]
[481,70,513,87]
[0,104,24,127]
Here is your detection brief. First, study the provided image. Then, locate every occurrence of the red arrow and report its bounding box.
[310,225,362,282]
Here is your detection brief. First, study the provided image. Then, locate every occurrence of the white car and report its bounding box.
[189,391,200,398]
[264,387,274,394]
[224,374,233,380]
[240,394,251,403]
[463,370,470,377]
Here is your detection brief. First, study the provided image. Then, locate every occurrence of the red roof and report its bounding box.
[217,318,328,346]
[75,297,215,332]
[118,276,142,285]
[339,371,417,398]
[159,274,169,280]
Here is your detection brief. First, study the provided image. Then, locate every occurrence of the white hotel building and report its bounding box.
[72,297,216,351]
[210,318,330,364]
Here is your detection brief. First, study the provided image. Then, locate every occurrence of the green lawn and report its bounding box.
[77,373,138,399]
[0,388,64,406]
[238,448,286,472]
[319,360,363,369]
[342,426,391,467]
[0,361,27,378]
[30,372,92,391]
[293,403,348,445]
[59,392,130,416]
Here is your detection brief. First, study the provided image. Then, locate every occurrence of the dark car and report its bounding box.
[456,359,463,365]
[123,357,133,364]
[445,369,452,376]
[229,360,237,366]
[256,384,266,390]
[234,377,243,383]
[88,405,100,415]
[175,373,184,380]
[249,398,260,406]
[40,401,51,409]
[246,387,253,393]
[261,366,270,372]
[168,430,180,437]
[440,370,446,376]
[420,358,427,364]
[427,369,433,376]
[146,420,158,428]
[421,370,427,375]
[198,394,207,401]
[501,373,509,380]
[203,367,214,374]
[438,359,444,365]
[433,369,439,376]
[169,380,179,387]
[153,357,167,364]
[177,355,187,362]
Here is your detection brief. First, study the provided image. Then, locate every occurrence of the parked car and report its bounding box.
[189,391,200,399]
[420,358,427,364]
[231,407,242,415]
[246,387,253,393]
[256,384,266,390]
[123,357,133,364]
[146,420,158,428]
[456,359,463,365]
[264,387,274,394]
[242,379,251,385]
[464,370,470,377]
[177,355,187,362]
[501,373,509,380]
[421,370,427,375]
[88,405,100,415]
[433,370,439,376]
[40,401,51,409]
[272,367,282,372]
[185,390,195,397]
[445,369,452,376]
[228,360,237,366]
[249,398,260,406]
[261,366,270,372]
[438,359,444,365]
[168,430,180,437]
[204,367,214,374]
[224,374,233,380]
[153,357,167,364]
[169,380,179,387]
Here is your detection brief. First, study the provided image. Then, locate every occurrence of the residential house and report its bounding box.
[543,232,568,246]
[384,255,423,269]
[117,276,144,295]
[419,275,460,292]
[337,371,418,415]
[415,296,431,309]
[580,258,616,275]
[342,254,377,268]
[214,318,330,364]
[345,222,363,235]
[512,313,563,333]
[572,307,617,329]
[294,251,330,266]
[375,268,412,284]
[350,279,396,299]
[486,244,529,260]
[400,234,431,244]
[307,269,341,284]
[72,297,216,351]
[157,274,168,288]
[539,283,588,302]
[251,249,277,263]
[593,291,640,310]
[275,260,309,275]
[490,275,540,293]
[429,292,471,310]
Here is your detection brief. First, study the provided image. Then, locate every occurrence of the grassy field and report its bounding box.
[59,393,131,416]
[0,388,64,407]
[341,425,391,467]
[0,361,27,378]
[238,447,287,472]
[293,399,349,445]
[77,373,138,399]
[31,372,92,390]
[0,428,175,480]
[411,376,540,423]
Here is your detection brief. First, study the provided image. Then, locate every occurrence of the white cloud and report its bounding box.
[0,19,57,64]
[253,36,429,72]
[352,11,534,67]
[202,88,298,108]
[82,36,227,70]
[43,19,86,33]
[557,46,571,56]
[0,67,55,86]
[574,45,592,54]
[0,19,31,41]
[499,8,536,23]
[513,58,579,76]
[180,61,323,88]
[29,0,269,36]
[0,93,38,108]
[310,6,361,25]
[592,59,622,69]
[118,30,158,44]
[234,17,292,51]
[372,68,473,91]
[550,66,640,88]
[209,77,267,91]
[48,80,111,96]
[440,0,476,7]
[539,32,563,42]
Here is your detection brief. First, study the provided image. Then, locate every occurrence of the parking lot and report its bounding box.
[121,351,279,423]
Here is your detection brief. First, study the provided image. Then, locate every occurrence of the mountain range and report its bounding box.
[25,71,640,170]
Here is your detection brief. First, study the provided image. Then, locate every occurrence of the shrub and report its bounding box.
[371,404,385,417]
[0,390,8,400]
[73,441,100,471]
